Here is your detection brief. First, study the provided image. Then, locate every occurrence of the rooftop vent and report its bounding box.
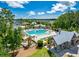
[55,28,61,34]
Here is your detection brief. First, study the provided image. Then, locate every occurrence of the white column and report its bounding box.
[77,45,79,54]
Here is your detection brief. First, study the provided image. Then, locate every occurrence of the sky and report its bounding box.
[0,1,79,19]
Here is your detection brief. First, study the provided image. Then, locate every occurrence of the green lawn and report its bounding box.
[30,47,56,57]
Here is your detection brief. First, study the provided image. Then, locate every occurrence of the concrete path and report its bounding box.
[16,46,37,57]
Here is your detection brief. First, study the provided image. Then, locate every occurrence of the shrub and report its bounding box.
[37,40,43,48]
[47,50,56,57]
[0,50,10,57]
[47,37,52,44]
[67,54,74,57]
[43,40,48,46]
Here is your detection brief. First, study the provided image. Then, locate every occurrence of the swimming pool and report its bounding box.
[26,29,47,36]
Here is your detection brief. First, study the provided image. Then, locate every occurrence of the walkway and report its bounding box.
[16,46,37,57]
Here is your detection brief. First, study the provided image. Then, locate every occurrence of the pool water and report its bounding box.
[26,29,47,36]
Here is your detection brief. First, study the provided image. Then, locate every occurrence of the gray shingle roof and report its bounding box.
[53,31,75,45]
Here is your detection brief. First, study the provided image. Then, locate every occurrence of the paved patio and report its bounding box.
[16,46,37,57]
[50,46,78,57]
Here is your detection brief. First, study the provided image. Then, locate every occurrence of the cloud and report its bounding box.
[34,14,58,19]
[5,1,29,8]
[27,11,46,16]
[37,12,45,15]
[46,3,68,14]
[59,1,76,7]
[46,1,77,14]
[46,10,56,14]
[52,3,68,12]
[0,7,2,11]
[59,1,77,10]
[15,1,29,4]
[70,7,76,10]
[28,11,36,16]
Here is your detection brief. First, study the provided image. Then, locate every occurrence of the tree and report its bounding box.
[37,40,43,48]
[0,8,15,56]
[53,10,79,32]
[9,27,22,56]
[0,50,10,57]
[0,8,22,56]
[14,27,22,48]
[0,37,2,50]
[0,9,14,51]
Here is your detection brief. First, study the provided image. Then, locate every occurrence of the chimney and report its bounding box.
[55,28,61,34]
[58,28,61,34]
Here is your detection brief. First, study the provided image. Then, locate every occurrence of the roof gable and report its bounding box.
[53,31,75,45]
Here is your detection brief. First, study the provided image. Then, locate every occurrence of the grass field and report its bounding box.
[30,47,56,57]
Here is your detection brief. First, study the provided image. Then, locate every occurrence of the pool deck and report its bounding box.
[23,29,56,42]
[34,31,56,41]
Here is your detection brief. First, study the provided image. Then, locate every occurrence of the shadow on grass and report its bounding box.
[36,46,43,49]
[47,50,56,57]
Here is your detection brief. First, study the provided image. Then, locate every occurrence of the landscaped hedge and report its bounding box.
[37,40,43,48]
